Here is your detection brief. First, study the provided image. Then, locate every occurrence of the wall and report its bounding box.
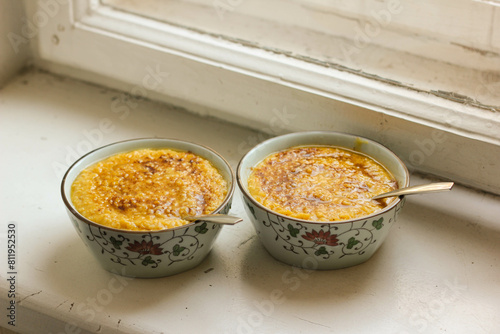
[0,0,30,88]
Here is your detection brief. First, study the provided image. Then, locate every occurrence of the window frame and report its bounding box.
[28,0,500,194]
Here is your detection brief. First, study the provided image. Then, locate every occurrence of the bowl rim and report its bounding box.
[61,137,236,234]
[236,131,410,225]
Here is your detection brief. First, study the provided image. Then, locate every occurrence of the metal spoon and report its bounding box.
[183,214,243,225]
[371,182,454,200]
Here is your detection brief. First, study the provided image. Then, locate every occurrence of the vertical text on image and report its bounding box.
[6,222,18,327]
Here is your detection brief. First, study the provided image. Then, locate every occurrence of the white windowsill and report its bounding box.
[1,69,499,334]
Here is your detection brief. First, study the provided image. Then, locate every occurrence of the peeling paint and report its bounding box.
[431,90,499,112]
[18,290,42,304]
[71,14,499,113]
[294,315,332,329]
[451,42,500,57]
[292,54,499,112]
[165,23,500,113]
[55,300,67,309]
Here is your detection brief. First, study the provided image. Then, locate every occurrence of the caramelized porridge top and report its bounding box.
[71,148,227,231]
[247,146,398,221]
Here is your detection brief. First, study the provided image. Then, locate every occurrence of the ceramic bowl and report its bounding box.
[61,138,235,278]
[237,131,409,270]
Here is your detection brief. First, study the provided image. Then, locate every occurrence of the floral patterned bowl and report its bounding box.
[237,131,409,270]
[61,138,235,278]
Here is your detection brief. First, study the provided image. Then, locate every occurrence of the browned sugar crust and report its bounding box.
[71,148,227,231]
[248,146,397,221]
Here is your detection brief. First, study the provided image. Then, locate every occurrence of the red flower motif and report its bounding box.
[125,240,163,255]
[302,229,339,246]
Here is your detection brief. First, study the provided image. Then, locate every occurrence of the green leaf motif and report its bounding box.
[372,218,384,230]
[288,224,300,238]
[195,222,209,234]
[110,236,122,249]
[172,244,186,256]
[142,256,155,266]
[314,246,328,256]
[346,237,360,249]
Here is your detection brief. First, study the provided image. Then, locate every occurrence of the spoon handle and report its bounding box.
[371,182,454,200]
[184,214,243,225]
